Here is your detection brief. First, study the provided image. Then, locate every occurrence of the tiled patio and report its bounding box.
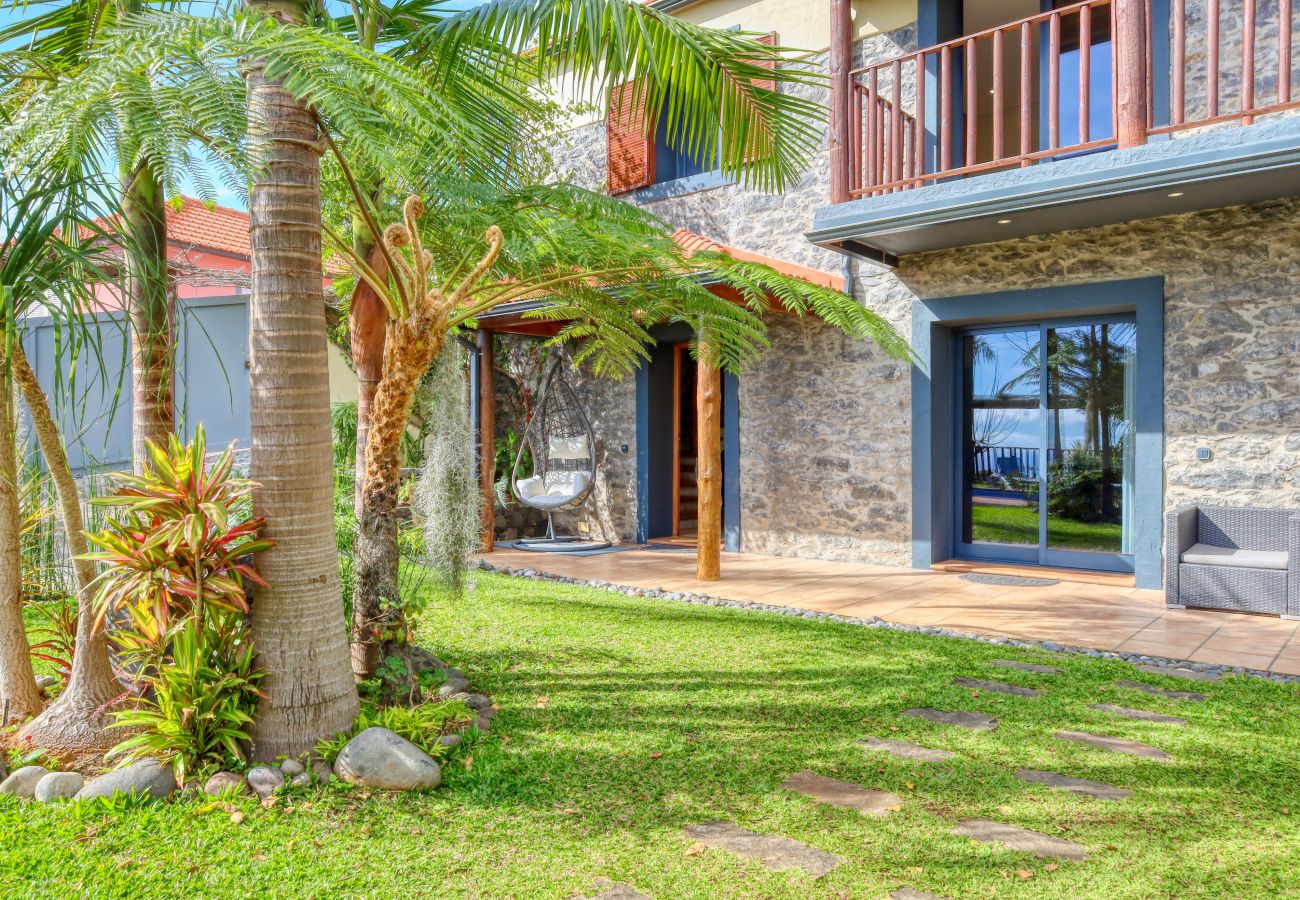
[484,546,1300,676]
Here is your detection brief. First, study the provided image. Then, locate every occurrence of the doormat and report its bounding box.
[496,541,645,557]
[960,572,1061,587]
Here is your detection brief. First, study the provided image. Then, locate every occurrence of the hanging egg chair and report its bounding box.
[510,361,610,551]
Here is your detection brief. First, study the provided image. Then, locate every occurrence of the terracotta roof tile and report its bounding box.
[165,197,250,258]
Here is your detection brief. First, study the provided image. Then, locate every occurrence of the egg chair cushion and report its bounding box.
[548,434,589,461]
[515,471,591,509]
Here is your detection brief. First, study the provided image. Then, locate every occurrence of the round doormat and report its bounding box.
[960,572,1062,588]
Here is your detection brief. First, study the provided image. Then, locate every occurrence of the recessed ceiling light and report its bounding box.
[996,218,1012,224]
[1168,191,1185,198]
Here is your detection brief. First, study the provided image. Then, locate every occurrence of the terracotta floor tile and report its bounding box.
[1133,616,1224,638]
[1115,636,1208,658]
[1187,647,1278,670]
[1267,656,1300,676]
[1198,632,1292,657]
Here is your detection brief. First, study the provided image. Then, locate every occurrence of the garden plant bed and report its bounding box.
[3,571,1299,897]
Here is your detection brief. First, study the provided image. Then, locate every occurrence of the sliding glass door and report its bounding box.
[958,316,1136,572]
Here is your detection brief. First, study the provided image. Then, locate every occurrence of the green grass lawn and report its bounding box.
[4,571,1300,898]
[972,503,1123,553]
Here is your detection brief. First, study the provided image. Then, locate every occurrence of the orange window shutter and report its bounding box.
[607,81,656,194]
[754,32,780,92]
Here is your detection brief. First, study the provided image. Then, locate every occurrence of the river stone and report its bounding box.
[1090,703,1187,725]
[35,674,59,691]
[953,818,1087,860]
[1136,664,1221,682]
[280,759,305,778]
[311,761,333,785]
[33,771,83,802]
[1055,730,1171,760]
[1115,680,1205,701]
[290,772,311,789]
[76,759,176,801]
[952,677,1042,698]
[438,733,462,748]
[902,708,997,731]
[684,821,842,878]
[334,727,442,791]
[204,771,250,796]
[781,770,902,816]
[1015,769,1131,801]
[858,737,957,762]
[992,659,1061,674]
[0,765,50,798]
[246,766,286,798]
[438,677,471,698]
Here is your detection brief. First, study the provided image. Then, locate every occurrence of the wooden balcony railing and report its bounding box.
[838,0,1300,200]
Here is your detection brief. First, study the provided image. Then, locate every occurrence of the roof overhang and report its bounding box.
[808,116,1300,267]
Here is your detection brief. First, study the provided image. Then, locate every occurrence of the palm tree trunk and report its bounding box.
[244,0,359,759]
[12,345,122,753]
[0,371,42,722]
[121,162,173,474]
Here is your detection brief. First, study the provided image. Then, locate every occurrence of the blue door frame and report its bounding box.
[911,278,1164,588]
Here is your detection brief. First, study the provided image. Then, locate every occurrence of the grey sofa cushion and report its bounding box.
[1181,542,1289,570]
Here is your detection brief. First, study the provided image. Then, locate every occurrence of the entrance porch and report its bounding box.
[483,545,1300,677]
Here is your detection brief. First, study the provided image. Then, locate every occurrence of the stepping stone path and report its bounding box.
[1015,769,1131,801]
[952,677,1042,698]
[1055,730,1171,760]
[573,877,651,900]
[902,708,997,731]
[1115,680,1205,702]
[858,737,957,762]
[890,889,948,900]
[1090,703,1187,725]
[782,770,902,817]
[1137,664,1221,683]
[685,822,842,878]
[992,659,1061,674]
[952,818,1088,861]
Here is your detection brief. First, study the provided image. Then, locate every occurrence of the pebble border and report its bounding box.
[479,561,1300,685]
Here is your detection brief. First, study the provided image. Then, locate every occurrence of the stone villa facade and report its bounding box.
[484,0,1300,595]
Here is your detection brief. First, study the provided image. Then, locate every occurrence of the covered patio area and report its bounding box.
[483,546,1300,677]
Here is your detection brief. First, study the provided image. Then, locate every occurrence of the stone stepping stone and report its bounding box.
[890,889,948,900]
[951,818,1088,861]
[1137,664,1221,683]
[684,821,842,878]
[1115,680,1205,702]
[1090,703,1187,725]
[1015,768,1131,801]
[1054,730,1171,760]
[573,877,651,900]
[782,770,902,816]
[952,677,1042,698]
[992,659,1061,674]
[902,708,997,731]
[858,737,957,762]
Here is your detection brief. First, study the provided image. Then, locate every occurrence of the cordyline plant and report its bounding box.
[84,426,272,678]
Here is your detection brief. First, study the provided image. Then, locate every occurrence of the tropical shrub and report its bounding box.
[83,427,271,782]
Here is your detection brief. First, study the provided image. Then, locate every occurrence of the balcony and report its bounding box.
[810,0,1300,266]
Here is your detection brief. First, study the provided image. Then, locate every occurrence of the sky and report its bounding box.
[1,0,482,212]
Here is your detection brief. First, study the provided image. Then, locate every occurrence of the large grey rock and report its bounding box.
[992,659,1061,674]
[1114,680,1205,702]
[0,765,50,798]
[33,771,83,802]
[1136,664,1221,682]
[858,737,957,762]
[246,766,286,798]
[782,770,901,816]
[1090,703,1187,725]
[902,708,997,731]
[334,727,442,791]
[1015,769,1131,801]
[204,771,250,797]
[684,821,841,878]
[76,759,176,802]
[1055,730,1171,760]
[952,818,1088,860]
[952,677,1042,698]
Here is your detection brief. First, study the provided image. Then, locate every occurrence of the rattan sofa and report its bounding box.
[1166,505,1300,616]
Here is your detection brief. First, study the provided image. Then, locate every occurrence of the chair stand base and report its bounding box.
[1282,614,1300,621]
[1166,603,1187,610]
[515,513,611,553]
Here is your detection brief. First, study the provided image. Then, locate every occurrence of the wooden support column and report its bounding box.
[476,329,496,553]
[1114,0,1149,147]
[829,0,853,204]
[695,346,722,581]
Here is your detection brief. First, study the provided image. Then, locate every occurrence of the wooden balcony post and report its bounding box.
[829,0,853,203]
[476,328,496,553]
[1115,0,1150,147]
[695,341,722,581]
